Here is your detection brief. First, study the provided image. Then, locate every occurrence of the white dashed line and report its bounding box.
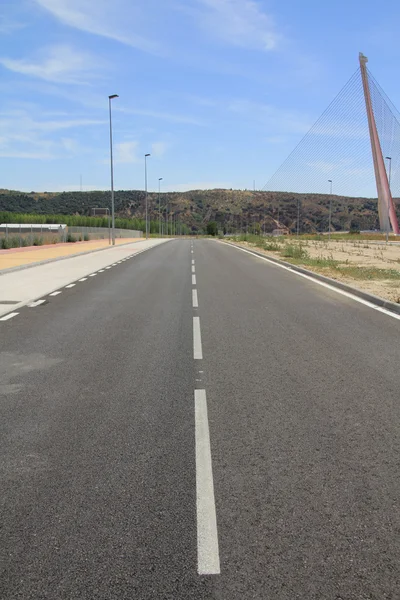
[27,299,46,307]
[106,266,111,270]
[0,312,19,321]
[65,284,76,288]
[49,291,61,296]
[192,259,195,265]
[192,289,199,308]
[99,269,105,273]
[89,273,97,277]
[112,263,117,266]
[192,265,196,273]
[79,278,88,282]
[195,389,220,575]
[193,316,203,359]
[192,274,197,285]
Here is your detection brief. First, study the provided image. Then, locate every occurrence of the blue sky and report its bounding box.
[1,0,400,194]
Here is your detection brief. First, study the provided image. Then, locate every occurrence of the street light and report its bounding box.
[328,179,333,241]
[144,153,151,239]
[108,94,119,245]
[158,178,163,236]
[385,156,392,243]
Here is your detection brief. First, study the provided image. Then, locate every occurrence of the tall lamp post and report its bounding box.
[144,153,151,239]
[385,156,392,243]
[108,94,118,245]
[328,179,333,241]
[158,178,163,236]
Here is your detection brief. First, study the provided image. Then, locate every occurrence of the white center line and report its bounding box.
[0,312,19,321]
[49,291,61,296]
[195,389,220,575]
[65,283,76,288]
[79,277,88,282]
[193,316,203,359]
[192,289,199,308]
[89,273,97,277]
[191,250,194,254]
[192,259,195,265]
[192,265,196,273]
[192,274,197,285]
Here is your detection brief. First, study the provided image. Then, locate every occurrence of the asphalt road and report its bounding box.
[1,239,400,599]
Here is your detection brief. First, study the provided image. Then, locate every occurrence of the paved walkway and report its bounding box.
[0,238,168,317]
[0,238,142,271]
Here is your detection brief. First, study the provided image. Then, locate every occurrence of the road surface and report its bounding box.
[1,239,399,599]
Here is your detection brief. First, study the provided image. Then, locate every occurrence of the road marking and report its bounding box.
[191,250,194,254]
[192,259,195,265]
[112,263,117,266]
[374,306,400,320]
[79,278,88,282]
[89,273,97,277]
[193,316,203,359]
[192,274,197,285]
[106,266,111,269]
[195,389,220,575]
[0,312,19,321]
[192,265,196,273]
[193,289,199,308]
[99,269,105,273]
[65,284,76,288]
[229,244,400,321]
[27,299,46,306]
[49,291,61,296]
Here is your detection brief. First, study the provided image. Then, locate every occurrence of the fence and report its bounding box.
[0,224,142,248]
[68,226,142,240]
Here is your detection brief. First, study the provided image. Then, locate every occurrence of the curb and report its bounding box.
[0,239,144,276]
[225,241,400,316]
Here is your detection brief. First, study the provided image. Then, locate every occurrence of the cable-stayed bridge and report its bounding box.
[263,54,400,234]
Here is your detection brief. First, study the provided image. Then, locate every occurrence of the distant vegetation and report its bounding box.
[0,187,398,234]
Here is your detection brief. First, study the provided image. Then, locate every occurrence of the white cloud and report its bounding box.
[193,0,280,51]
[114,141,139,164]
[0,44,101,84]
[34,0,160,54]
[229,99,312,134]
[151,142,168,157]
[116,106,205,126]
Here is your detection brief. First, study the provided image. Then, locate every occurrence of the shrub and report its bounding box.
[83,233,89,241]
[67,233,76,243]
[282,244,309,259]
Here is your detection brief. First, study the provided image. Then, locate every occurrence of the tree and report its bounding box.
[207,221,218,236]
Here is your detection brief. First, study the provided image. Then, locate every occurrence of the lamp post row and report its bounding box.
[108,94,171,243]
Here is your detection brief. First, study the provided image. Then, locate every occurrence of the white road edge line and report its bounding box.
[49,291,61,296]
[195,389,220,575]
[105,266,111,269]
[28,299,46,307]
[192,274,197,285]
[229,244,400,321]
[79,278,88,282]
[0,312,19,321]
[65,284,76,288]
[89,273,97,277]
[192,289,199,308]
[99,269,105,272]
[193,316,203,359]
[192,265,196,273]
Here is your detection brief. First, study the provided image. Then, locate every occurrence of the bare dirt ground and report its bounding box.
[230,239,400,304]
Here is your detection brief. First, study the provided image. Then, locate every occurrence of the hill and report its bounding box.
[0,188,398,234]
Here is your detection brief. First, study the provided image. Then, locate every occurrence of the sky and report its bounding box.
[1,0,400,194]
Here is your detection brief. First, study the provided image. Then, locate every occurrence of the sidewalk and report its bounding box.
[0,238,168,318]
[0,238,142,272]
